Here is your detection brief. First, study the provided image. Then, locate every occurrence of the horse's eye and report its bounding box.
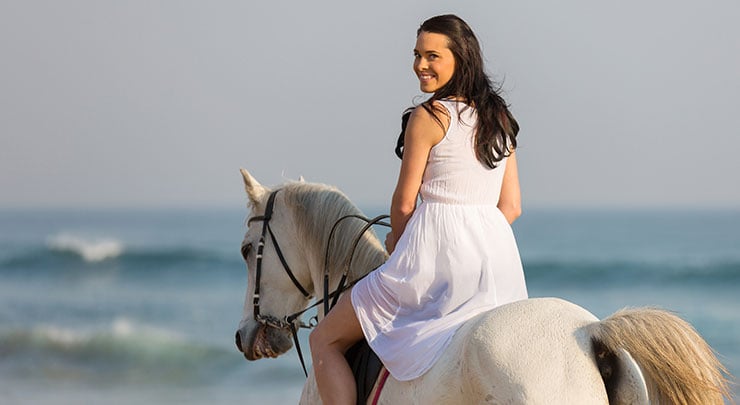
[240,243,252,260]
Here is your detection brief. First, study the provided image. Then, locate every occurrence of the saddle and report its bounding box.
[345,339,384,405]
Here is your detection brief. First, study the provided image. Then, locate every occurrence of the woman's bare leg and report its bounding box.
[309,290,365,405]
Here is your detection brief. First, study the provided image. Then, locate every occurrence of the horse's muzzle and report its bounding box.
[235,321,293,360]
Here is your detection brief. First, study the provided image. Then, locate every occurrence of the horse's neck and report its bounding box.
[312,229,387,303]
[346,233,388,281]
[287,186,388,306]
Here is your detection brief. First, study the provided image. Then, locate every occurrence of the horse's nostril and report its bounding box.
[235,331,243,352]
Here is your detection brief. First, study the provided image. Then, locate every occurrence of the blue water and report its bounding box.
[1,208,738,403]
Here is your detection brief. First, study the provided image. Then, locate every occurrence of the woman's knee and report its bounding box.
[310,320,357,355]
[310,321,339,353]
[310,294,363,354]
[309,324,325,352]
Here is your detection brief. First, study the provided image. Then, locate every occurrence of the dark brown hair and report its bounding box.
[396,14,519,168]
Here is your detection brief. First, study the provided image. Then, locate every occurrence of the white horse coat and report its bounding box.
[302,297,643,404]
[234,170,732,405]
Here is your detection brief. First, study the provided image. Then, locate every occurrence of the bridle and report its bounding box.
[244,189,389,376]
[246,190,311,329]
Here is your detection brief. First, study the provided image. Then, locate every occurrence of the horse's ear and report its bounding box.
[240,168,268,207]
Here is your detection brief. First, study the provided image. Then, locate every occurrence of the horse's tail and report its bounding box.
[588,307,733,404]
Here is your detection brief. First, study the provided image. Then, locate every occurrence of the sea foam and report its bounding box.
[0,317,237,385]
[47,233,123,262]
[3,317,192,358]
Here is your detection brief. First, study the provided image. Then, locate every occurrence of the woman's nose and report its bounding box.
[415,58,428,71]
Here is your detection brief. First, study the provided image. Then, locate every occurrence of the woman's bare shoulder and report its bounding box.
[408,101,451,136]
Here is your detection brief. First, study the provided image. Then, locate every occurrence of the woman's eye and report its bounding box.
[428,54,438,60]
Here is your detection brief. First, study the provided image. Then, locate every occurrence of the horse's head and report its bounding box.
[234,169,388,362]
[234,169,314,360]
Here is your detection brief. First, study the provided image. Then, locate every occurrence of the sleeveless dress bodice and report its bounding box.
[420,102,506,205]
[351,100,528,381]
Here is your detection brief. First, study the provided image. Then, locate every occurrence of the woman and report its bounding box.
[309,14,528,404]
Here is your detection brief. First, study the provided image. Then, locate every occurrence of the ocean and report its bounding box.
[0,207,738,404]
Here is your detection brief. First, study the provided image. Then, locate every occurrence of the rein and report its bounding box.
[246,189,390,376]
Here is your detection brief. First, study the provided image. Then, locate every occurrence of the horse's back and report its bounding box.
[303,298,610,404]
[407,297,609,404]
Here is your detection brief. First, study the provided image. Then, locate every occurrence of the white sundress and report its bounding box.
[351,100,528,381]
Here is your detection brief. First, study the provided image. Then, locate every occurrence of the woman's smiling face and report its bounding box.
[413,31,456,94]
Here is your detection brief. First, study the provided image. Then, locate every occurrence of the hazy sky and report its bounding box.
[1,1,739,210]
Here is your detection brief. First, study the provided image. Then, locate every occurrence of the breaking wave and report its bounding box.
[0,234,241,275]
[0,318,239,384]
[47,233,124,262]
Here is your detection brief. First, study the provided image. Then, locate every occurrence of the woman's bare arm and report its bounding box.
[497,151,522,224]
[386,104,447,253]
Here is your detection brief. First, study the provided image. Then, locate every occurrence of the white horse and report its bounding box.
[234,169,732,405]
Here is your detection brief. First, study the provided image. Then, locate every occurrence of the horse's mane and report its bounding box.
[280,181,388,282]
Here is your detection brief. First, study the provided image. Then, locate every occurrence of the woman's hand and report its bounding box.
[384,231,396,254]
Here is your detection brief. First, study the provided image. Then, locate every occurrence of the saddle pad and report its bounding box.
[345,339,383,405]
